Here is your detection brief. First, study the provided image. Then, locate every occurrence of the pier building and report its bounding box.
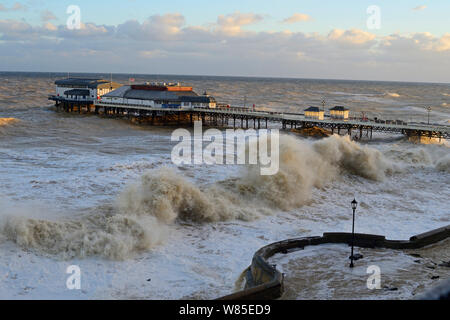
[100,83,217,109]
[304,106,324,120]
[50,78,121,103]
[330,106,350,120]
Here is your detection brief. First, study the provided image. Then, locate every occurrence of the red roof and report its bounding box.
[131,84,193,92]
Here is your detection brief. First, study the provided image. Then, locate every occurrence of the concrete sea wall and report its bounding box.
[218,225,450,300]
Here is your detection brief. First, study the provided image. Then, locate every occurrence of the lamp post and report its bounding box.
[322,99,326,113]
[350,199,358,268]
[426,107,431,125]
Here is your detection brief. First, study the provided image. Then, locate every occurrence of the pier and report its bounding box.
[50,98,450,141]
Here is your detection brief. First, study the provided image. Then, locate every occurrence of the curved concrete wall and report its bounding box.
[218,225,450,300]
[417,278,450,300]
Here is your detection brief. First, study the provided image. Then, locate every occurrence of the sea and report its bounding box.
[0,71,449,299]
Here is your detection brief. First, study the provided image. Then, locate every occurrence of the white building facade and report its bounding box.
[53,78,122,103]
[98,83,217,110]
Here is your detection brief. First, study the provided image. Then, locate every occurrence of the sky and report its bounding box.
[0,0,450,82]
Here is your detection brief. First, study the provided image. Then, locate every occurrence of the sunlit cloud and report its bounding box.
[282,13,312,23]
[328,29,376,46]
[412,5,427,11]
[215,12,264,36]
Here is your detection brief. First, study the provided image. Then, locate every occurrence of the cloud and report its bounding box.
[412,5,427,11]
[380,32,450,53]
[435,33,450,52]
[139,49,168,59]
[216,12,264,36]
[144,13,185,36]
[282,13,312,23]
[117,13,185,40]
[328,29,376,46]
[0,2,27,12]
[0,14,449,82]
[58,22,114,38]
[0,19,33,40]
[43,22,57,32]
[41,10,57,22]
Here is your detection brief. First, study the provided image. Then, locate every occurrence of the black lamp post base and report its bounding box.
[351,254,364,261]
[349,254,363,268]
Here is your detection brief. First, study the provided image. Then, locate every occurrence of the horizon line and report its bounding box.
[1,70,449,86]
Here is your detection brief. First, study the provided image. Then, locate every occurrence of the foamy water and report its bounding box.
[0,72,448,299]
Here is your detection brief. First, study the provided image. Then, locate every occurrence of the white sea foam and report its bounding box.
[0,135,398,259]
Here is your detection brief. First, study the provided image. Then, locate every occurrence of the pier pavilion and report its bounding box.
[330,106,350,120]
[48,78,121,112]
[304,106,324,120]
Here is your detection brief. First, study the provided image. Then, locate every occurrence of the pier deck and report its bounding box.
[50,97,450,140]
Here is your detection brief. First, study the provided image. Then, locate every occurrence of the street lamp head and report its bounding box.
[351,199,358,210]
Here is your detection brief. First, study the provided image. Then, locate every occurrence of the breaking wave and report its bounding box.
[384,142,450,171]
[0,135,395,260]
[0,118,19,126]
[1,213,167,260]
[435,154,450,173]
[385,92,401,98]
[119,135,394,220]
